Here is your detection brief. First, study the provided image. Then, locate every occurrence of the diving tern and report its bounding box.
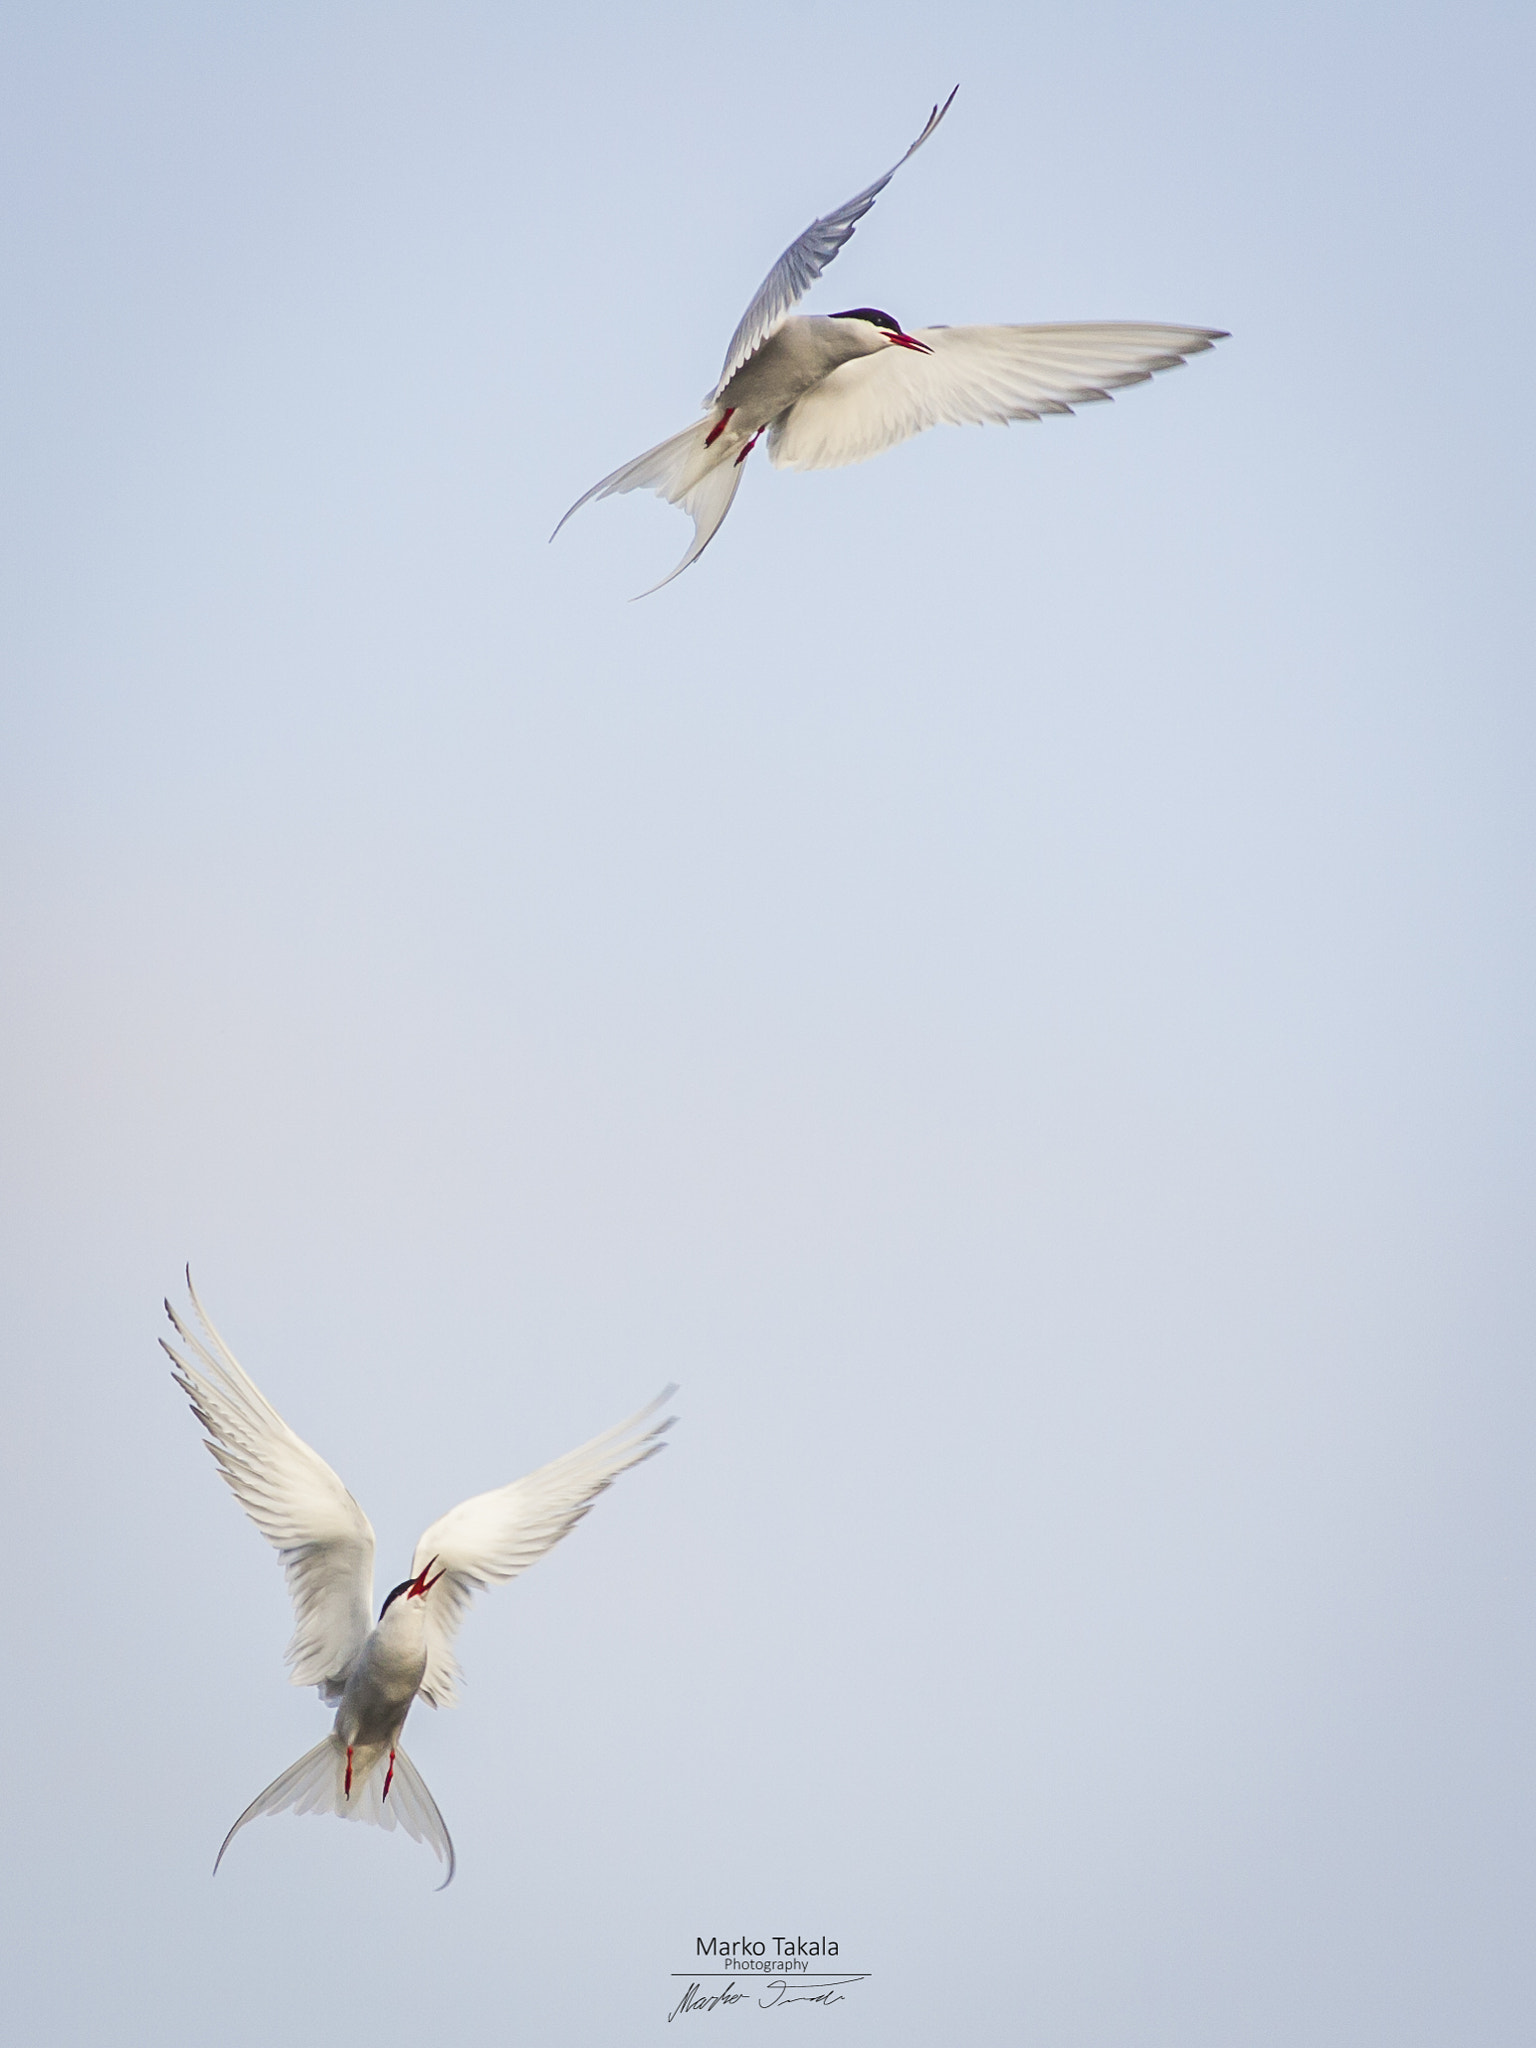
[554,88,1226,594]
[163,1274,674,1887]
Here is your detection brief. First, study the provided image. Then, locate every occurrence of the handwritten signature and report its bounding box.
[759,1982,847,2010]
[668,1978,862,2021]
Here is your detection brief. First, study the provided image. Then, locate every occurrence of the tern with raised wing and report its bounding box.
[163,1274,674,1887]
[554,87,1225,594]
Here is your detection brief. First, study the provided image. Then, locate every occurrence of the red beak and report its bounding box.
[407,1556,446,1598]
[888,331,932,353]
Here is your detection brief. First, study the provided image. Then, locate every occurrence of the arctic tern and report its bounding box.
[163,1274,674,1887]
[554,87,1226,594]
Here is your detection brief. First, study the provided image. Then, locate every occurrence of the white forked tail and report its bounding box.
[647,459,745,596]
[214,1733,457,1889]
[551,416,747,596]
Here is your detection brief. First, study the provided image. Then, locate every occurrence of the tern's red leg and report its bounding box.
[383,1750,396,1801]
[734,429,762,467]
[344,1746,353,1799]
[704,406,736,448]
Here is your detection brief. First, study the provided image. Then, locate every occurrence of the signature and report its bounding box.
[668,1977,865,2021]
[670,1982,751,2021]
[759,1982,847,2009]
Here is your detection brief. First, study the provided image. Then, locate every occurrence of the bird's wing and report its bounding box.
[768,322,1228,471]
[163,1273,376,1698]
[710,87,958,403]
[409,1387,677,1709]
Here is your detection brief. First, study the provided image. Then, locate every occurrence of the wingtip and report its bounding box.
[918,83,960,144]
[636,1383,680,1425]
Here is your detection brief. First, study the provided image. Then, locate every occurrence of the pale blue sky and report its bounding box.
[2,4,1534,2043]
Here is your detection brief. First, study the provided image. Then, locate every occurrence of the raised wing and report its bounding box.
[710,87,958,403]
[768,322,1228,471]
[410,1387,677,1709]
[163,1272,376,1699]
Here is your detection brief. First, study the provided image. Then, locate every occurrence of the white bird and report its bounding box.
[554,87,1226,595]
[163,1274,675,1888]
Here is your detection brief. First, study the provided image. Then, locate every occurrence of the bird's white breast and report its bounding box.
[336,1603,429,1741]
[715,317,889,427]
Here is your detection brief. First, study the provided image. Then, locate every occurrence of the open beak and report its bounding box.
[888,332,932,354]
[407,1556,447,1599]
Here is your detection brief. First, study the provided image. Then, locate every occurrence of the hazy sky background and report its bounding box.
[2,3,1534,2042]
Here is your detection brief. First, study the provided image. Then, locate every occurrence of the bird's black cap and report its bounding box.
[830,307,904,333]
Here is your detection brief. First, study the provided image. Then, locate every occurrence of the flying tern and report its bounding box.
[554,87,1226,594]
[163,1274,675,1887]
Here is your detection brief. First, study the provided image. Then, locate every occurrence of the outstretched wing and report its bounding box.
[163,1272,376,1699]
[710,87,958,403]
[768,322,1228,471]
[410,1387,677,1709]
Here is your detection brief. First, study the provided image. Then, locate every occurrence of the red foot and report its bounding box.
[734,430,762,468]
[383,1750,396,1802]
[704,406,736,448]
[344,1746,353,1798]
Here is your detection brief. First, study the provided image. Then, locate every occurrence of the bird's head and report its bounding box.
[829,308,932,354]
[379,1558,446,1621]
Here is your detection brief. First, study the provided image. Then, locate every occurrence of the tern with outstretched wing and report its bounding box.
[553,88,1226,594]
[164,1273,674,1887]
